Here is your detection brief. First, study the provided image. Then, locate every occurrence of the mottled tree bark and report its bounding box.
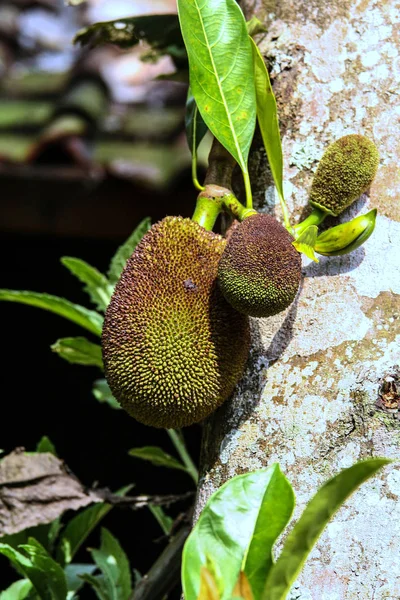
[195,0,400,597]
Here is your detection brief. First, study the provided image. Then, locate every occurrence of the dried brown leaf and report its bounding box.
[0,448,102,536]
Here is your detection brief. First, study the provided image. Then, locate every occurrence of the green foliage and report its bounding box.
[250,39,284,210]
[0,579,32,600]
[51,337,103,369]
[36,436,57,456]
[185,88,208,190]
[107,217,151,285]
[92,379,121,410]
[83,529,132,600]
[61,258,113,313]
[262,458,391,600]
[244,469,294,599]
[177,0,256,206]
[64,564,97,596]
[75,15,186,65]
[19,539,68,600]
[182,459,391,600]
[148,506,173,536]
[182,465,288,600]
[291,225,319,262]
[57,486,132,566]
[129,446,188,473]
[0,290,103,336]
[0,541,66,600]
[185,89,208,156]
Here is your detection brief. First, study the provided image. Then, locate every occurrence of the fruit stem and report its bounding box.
[293,206,327,238]
[192,192,223,231]
[222,193,257,221]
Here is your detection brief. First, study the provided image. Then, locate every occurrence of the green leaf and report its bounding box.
[75,15,185,64]
[185,88,208,156]
[0,290,103,337]
[244,466,295,599]
[61,257,113,312]
[246,17,268,37]
[108,218,151,284]
[57,486,132,566]
[78,574,108,600]
[292,225,319,262]
[0,544,50,599]
[262,458,392,600]
[51,337,103,369]
[87,529,131,600]
[19,538,67,600]
[92,379,121,410]
[0,580,32,600]
[177,0,256,205]
[182,465,286,600]
[128,447,187,472]
[57,504,112,567]
[64,563,97,595]
[36,436,57,456]
[148,505,173,536]
[250,38,284,206]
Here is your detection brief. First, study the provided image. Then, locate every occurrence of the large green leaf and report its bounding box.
[262,458,391,600]
[0,580,32,600]
[92,379,121,410]
[57,486,132,565]
[177,0,256,204]
[51,337,103,369]
[0,290,103,337]
[61,257,113,312]
[244,466,294,599]
[90,529,132,600]
[19,539,67,600]
[78,574,108,600]
[128,446,187,472]
[250,38,284,205]
[182,465,287,600]
[108,218,151,284]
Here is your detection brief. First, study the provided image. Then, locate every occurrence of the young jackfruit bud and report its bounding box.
[102,216,250,428]
[309,134,379,216]
[217,213,302,318]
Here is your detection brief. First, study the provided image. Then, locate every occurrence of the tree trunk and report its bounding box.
[195,0,400,597]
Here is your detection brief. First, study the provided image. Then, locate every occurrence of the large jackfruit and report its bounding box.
[217,213,301,318]
[309,134,379,216]
[102,216,250,428]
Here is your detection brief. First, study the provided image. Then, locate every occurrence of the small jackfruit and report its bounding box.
[102,216,250,428]
[309,134,379,216]
[217,213,302,318]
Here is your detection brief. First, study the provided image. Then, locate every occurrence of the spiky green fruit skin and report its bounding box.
[309,134,379,216]
[217,214,301,318]
[102,216,250,428]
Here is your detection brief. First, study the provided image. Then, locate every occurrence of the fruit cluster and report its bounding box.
[102,134,379,428]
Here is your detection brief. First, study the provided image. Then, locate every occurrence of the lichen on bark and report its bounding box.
[195,0,400,597]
